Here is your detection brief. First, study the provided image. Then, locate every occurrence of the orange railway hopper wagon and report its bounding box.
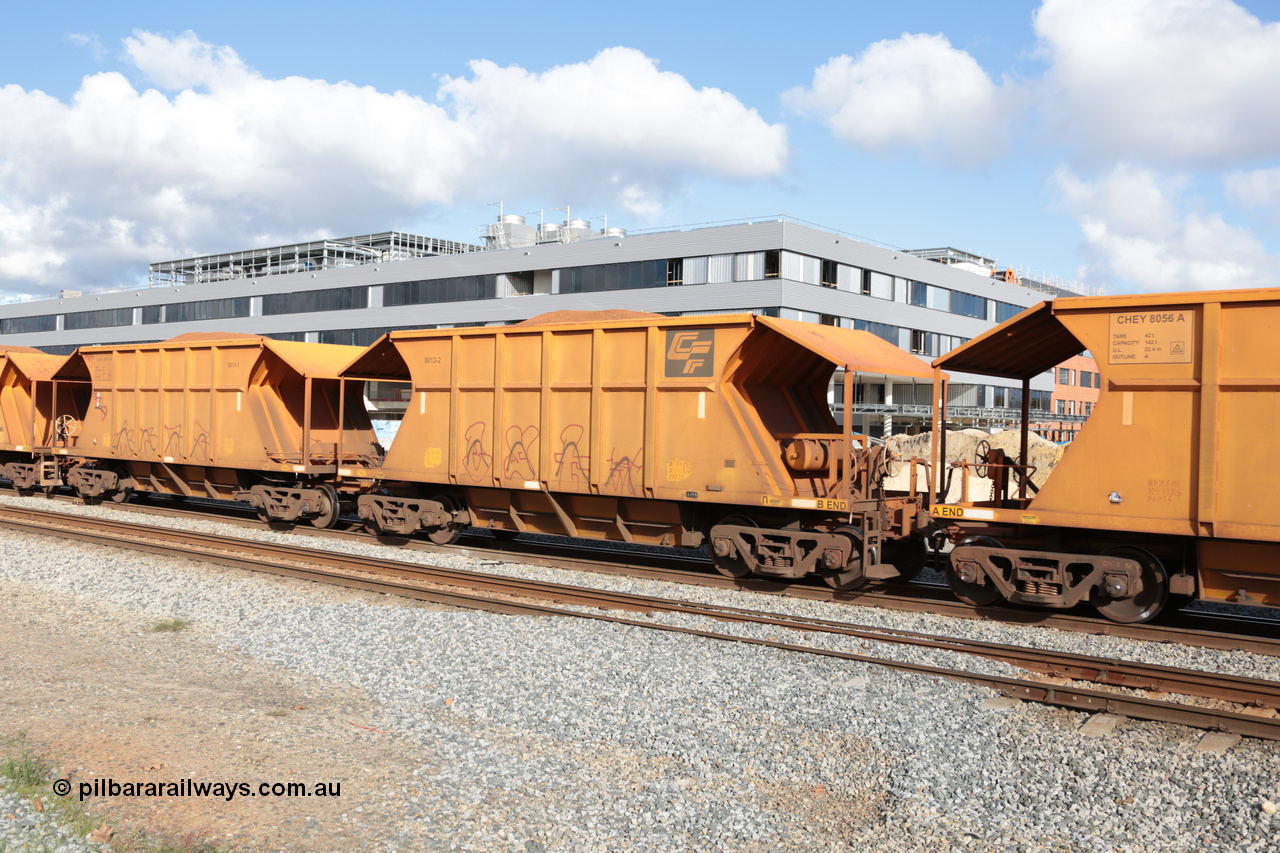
[929,287,1280,623]
[342,310,937,589]
[49,333,380,526]
[0,347,81,492]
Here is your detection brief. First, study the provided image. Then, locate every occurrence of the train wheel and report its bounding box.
[883,536,928,582]
[109,472,133,504]
[946,536,1003,607]
[1095,545,1168,624]
[426,494,465,545]
[708,516,754,579]
[362,512,387,536]
[824,526,868,591]
[309,484,341,529]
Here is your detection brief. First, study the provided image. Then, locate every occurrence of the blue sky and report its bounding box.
[0,0,1277,299]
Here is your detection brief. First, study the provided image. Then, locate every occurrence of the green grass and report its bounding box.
[0,736,52,788]
[150,618,190,633]
[0,733,228,853]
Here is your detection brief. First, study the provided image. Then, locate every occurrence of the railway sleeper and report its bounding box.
[709,522,898,582]
[951,545,1151,609]
[236,484,334,524]
[357,494,472,538]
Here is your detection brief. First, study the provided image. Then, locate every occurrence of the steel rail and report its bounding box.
[15,490,1280,658]
[2,504,1279,741]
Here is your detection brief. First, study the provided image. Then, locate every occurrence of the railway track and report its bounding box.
[24,489,1280,658]
[2,501,1279,741]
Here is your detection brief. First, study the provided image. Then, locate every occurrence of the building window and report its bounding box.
[318,327,396,347]
[860,269,872,295]
[558,262,667,294]
[1030,390,1052,412]
[64,307,134,331]
[384,275,496,306]
[909,281,929,307]
[995,301,1022,323]
[1079,370,1092,389]
[764,250,780,279]
[819,314,838,326]
[950,291,987,319]
[993,386,1007,408]
[854,318,899,345]
[666,258,683,286]
[1,314,57,335]
[264,286,370,316]
[1058,368,1072,385]
[143,297,252,324]
[820,260,838,288]
[910,329,928,355]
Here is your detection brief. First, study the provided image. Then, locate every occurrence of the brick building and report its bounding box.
[1034,353,1100,442]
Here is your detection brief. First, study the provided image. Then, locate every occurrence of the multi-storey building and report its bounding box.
[0,215,1085,437]
[1033,354,1101,442]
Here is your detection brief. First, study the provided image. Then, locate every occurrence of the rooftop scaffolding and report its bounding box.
[148,232,484,287]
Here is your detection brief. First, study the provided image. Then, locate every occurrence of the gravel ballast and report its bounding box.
[1,495,1279,851]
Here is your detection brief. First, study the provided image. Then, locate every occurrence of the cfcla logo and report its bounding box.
[665,329,715,377]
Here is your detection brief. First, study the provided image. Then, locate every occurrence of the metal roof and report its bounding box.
[931,301,1079,379]
[342,311,938,383]
[758,316,937,380]
[1,348,67,381]
[54,334,363,380]
[935,286,1280,380]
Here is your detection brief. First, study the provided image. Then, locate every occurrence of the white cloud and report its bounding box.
[0,34,787,297]
[1223,167,1280,210]
[66,33,107,61]
[783,33,1018,166]
[1034,0,1280,166]
[1053,164,1278,292]
[441,48,786,182]
[122,30,251,90]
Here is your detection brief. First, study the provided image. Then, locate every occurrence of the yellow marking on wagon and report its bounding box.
[932,506,996,520]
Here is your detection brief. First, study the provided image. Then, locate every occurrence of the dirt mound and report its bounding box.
[515,309,657,326]
[883,429,1065,500]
